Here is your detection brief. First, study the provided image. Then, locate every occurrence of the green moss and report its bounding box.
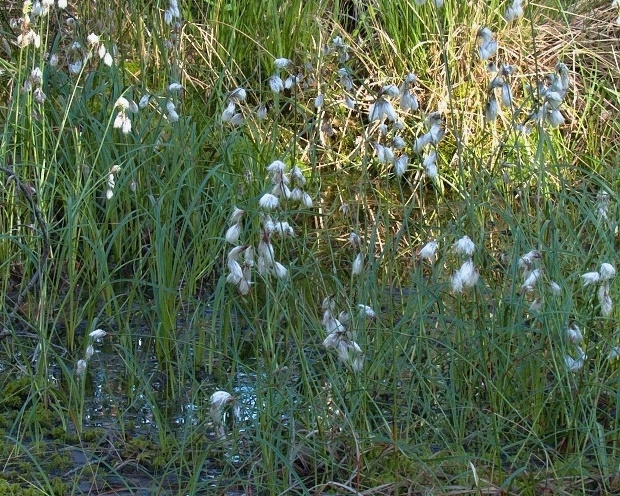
[31,404,56,430]
[49,427,66,440]
[0,376,31,410]
[50,479,69,496]
[50,426,106,444]
[0,479,28,496]
[47,453,72,473]
[121,434,161,469]
[0,477,69,496]
[80,428,106,442]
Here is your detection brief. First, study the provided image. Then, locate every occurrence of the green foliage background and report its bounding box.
[0,0,619,494]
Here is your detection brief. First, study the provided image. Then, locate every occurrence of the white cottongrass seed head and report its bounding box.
[210,390,234,417]
[225,223,242,244]
[229,207,244,224]
[322,295,336,313]
[89,328,107,340]
[272,221,295,237]
[257,236,275,265]
[600,263,616,281]
[229,87,247,101]
[227,259,244,284]
[451,259,479,293]
[414,132,433,153]
[598,283,613,316]
[425,160,438,179]
[113,112,132,134]
[256,105,268,119]
[501,84,513,107]
[290,166,306,186]
[504,0,524,22]
[581,271,600,286]
[423,151,437,170]
[485,94,499,122]
[269,74,284,93]
[221,101,236,123]
[76,359,87,376]
[272,262,288,279]
[601,294,613,317]
[336,341,364,372]
[565,346,586,372]
[300,191,313,208]
[338,311,351,326]
[324,315,346,335]
[529,297,542,313]
[381,84,400,98]
[85,345,95,360]
[209,390,234,438]
[419,240,438,262]
[394,155,408,176]
[87,33,100,46]
[267,160,287,174]
[477,27,498,60]
[566,323,583,344]
[349,232,361,247]
[352,253,364,276]
[522,268,542,292]
[368,98,397,122]
[608,346,620,361]
[259,193,279,210]
[227,245,247,262]
[518,250,541,271]
[392,135,406,149]
[357,304,376,318]
[115,97,130,110]
[103,52,113,66]
[323,331,341,350]
[274,58,291,69]
[454,235,475,256]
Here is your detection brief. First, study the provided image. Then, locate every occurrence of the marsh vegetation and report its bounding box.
[1,0,620,494]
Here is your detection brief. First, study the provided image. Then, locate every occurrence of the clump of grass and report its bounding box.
[1,0,620,494]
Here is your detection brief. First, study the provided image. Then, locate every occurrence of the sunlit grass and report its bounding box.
[0,0,619,494]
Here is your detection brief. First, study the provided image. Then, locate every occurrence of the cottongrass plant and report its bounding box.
[224,157,313,294]
[209,390,235,439]
[2,0,620,494]
[450,236,479,293]
[582,262,616,317]
[320,296,373,373]
[418,239,438,263]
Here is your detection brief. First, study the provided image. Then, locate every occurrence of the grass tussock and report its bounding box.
[1,0,620,494]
